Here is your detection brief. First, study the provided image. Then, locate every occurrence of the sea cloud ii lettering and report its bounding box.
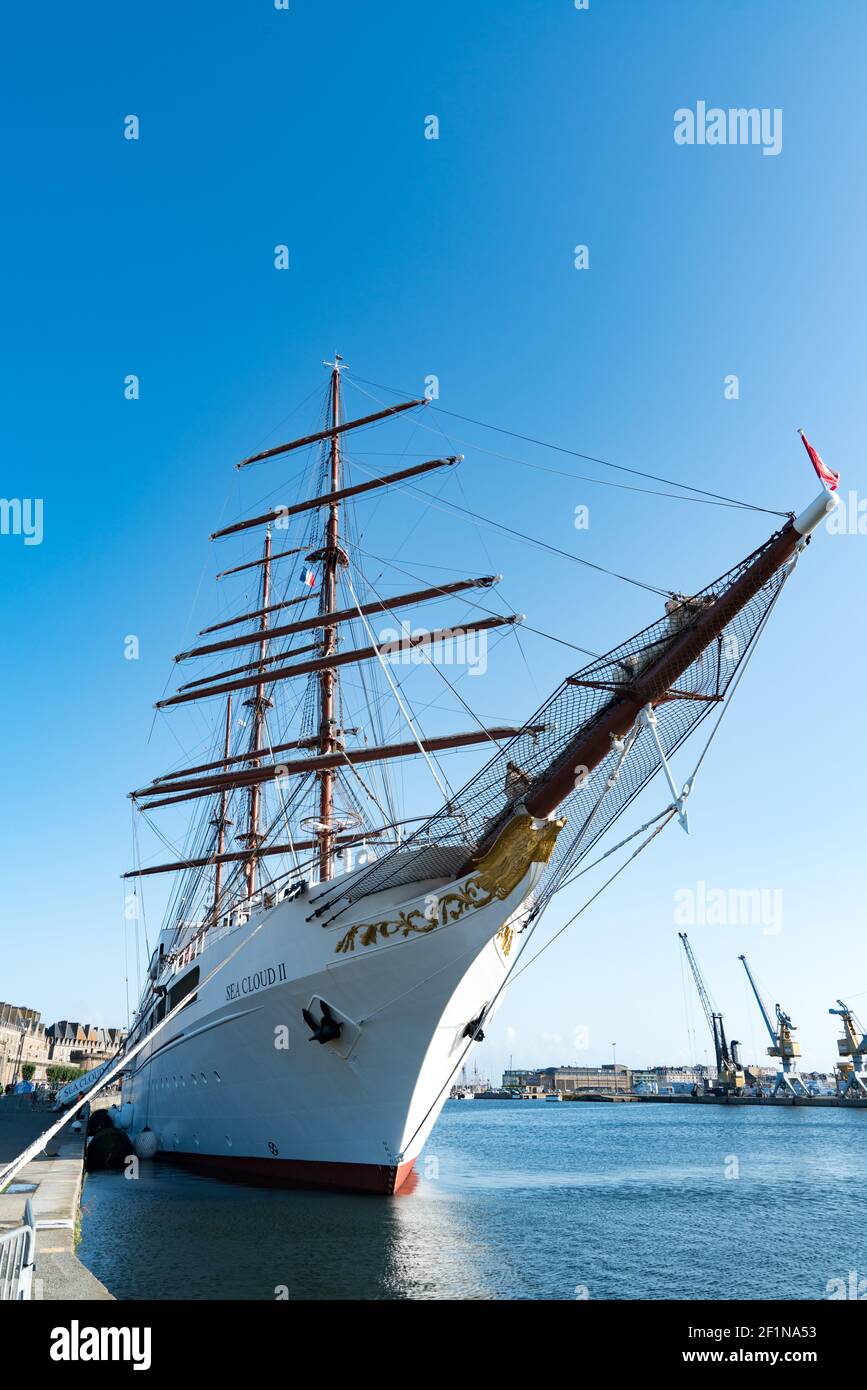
[225,961,287,1002]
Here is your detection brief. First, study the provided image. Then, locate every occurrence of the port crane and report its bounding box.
[828,1001,867,1099]
[738,954,809,1098]
[678,933,744,1095]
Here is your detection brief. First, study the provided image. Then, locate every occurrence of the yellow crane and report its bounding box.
[829,1001,867,1099]
[738,954,809,1098]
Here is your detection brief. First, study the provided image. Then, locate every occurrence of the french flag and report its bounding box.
[798,429,839,492]
[300,567,316,589]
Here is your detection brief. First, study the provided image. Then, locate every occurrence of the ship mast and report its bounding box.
[210,694,233,921]
[318,356,345,880]
[126,364,535,894]
[240,530,272,896]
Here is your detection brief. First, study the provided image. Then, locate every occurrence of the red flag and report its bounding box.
[798,429,839,491]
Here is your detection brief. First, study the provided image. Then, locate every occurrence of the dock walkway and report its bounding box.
[0,1099,113,1300]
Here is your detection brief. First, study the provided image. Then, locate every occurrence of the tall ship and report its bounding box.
[114,360,837,1193]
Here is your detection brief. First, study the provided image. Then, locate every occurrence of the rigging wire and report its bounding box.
[350,554,504,751]
[336,474,401,832]
[234,378,326,469]
[341,455,672,597]
[408,483,669,596]
[395,547,792,1147]
[513,562,793,979]
[262,714,301,875]
[0,880,314,1191]
[130,804,150,969]
[398,803,679,1154]
[114,367,801,1157]
[353,546,603,659]
[510,811,679,986]
[344,569,454,803]
[344,372,790,517]
[121,885,131,1034]
[130,367,786,942]
[146,363,783,885]
[425,404,548,705]
[209,375,748,610]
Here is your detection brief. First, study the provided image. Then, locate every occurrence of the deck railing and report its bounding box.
[0,1197,35,1301]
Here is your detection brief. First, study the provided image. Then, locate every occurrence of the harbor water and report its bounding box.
[77,1101,866,1301]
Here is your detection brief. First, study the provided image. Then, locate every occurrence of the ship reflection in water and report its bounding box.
[78,1102,866,1301]
[78,1147,499,1302]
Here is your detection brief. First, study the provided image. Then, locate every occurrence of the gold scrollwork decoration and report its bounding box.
[334,813,565,954]
[496,924,515,957]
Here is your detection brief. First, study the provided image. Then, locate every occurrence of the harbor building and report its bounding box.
[0,1001,125,1087]
[502,1069,537,1090]
[0,1003,51,1087]
[503,1064,633,1095]
[632,1065,707,1094]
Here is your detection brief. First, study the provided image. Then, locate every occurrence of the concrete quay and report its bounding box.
[0,1098,113,1300]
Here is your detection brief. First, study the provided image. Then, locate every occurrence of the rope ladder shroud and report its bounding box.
[309,531,793,925]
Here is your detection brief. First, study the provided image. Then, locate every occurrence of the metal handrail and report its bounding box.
[0,1197,36,1300]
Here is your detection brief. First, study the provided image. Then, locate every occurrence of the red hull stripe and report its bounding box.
[158,1150,416,1196]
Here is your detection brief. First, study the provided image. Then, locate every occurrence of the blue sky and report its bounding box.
[1,1,864,1080]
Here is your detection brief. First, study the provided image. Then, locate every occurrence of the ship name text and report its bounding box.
[225,961,287,1002]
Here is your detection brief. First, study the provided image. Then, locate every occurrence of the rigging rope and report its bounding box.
[395,549,793,1145]
[509,811,679,985]
[344,569,454,803]
[345,372,790,518]
[114,368,801,1150]
[346,458,672,598]
[399,802,680,1154]
[350,554,505,750]
[262,715,301,874]
[354,545,603,660]
[0,897,296,1192]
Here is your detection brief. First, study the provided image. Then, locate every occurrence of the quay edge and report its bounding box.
[0,1096,114,1301]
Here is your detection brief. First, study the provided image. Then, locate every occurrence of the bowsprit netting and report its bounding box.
[309,530,794,923]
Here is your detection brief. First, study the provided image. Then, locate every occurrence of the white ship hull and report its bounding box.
[122,826,550,1194]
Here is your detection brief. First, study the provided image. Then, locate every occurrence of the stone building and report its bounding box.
[0,1001,126,1088]
[0,1003,51,1087]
